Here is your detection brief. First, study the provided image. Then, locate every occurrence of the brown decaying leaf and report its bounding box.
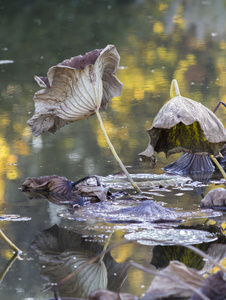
[89,289,138,300]
[21,175,74,195]
[200,187,226,208]
[189,271,226,300]
[27,45,123,136]
[140,89,226,159]
[21,175,109,202]
[142,260,205,299]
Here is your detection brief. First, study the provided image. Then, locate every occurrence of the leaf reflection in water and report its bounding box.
[31,225,126,298]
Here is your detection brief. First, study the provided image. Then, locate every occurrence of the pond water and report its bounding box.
[1,0,226,299]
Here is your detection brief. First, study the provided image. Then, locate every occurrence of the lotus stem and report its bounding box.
[0,229,21,253]
[170,79,181,98]
[210,155,226,181]
[95,109,142,193]
[0,253,18,284]
[100,231,114,262]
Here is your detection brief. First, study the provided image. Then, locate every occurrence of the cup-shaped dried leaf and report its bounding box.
[21,175,74,195]
[140,81,226,159]
[27,45,123,136]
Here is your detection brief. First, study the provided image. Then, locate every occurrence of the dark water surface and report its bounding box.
[1,1,226,299]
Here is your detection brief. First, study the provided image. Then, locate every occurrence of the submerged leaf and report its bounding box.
[140,80,226,159]
[27,45,123,136]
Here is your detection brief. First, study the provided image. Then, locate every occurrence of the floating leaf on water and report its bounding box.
[65,199,183,225]
[140,80,226,160]
[124,228,217,246]
[27,45,123,136]
[111,200,179,222]
[100,173,190,190]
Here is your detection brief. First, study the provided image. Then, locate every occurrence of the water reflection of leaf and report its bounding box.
[163,153,214,175]
[32,225,126,298]
[150,244,209,270]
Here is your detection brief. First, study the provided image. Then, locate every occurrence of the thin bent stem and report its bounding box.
[213,101,226,113]
[210,155,226,181]
[0,253,18,284]
[0,229,22,253]
[95,109,142,193]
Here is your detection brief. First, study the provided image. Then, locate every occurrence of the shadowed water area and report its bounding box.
[1,0,226,299]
